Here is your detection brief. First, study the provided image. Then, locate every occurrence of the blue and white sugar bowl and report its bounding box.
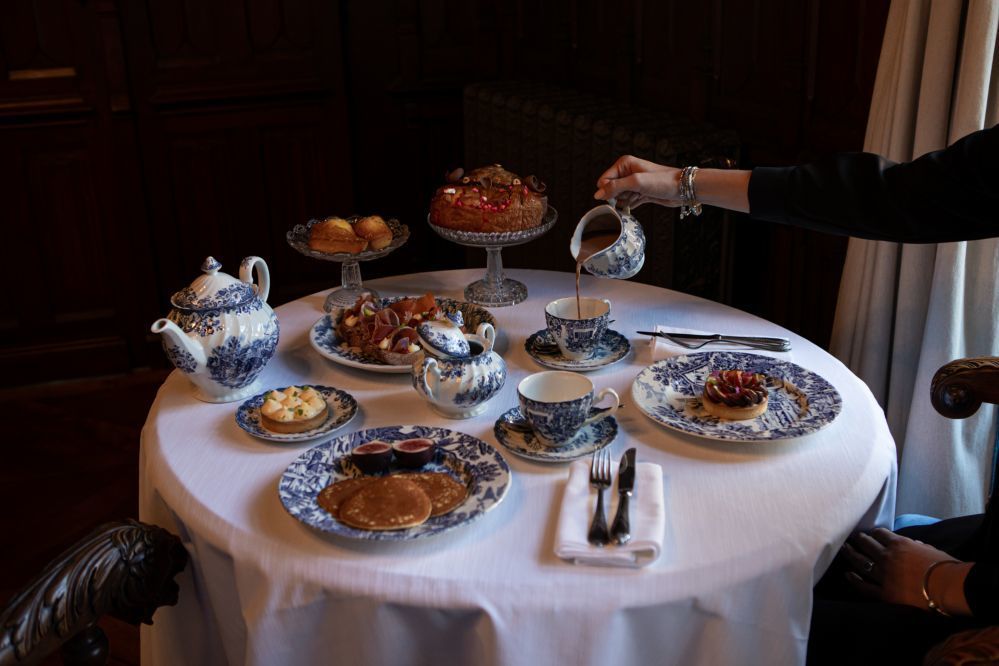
[570,199,646,280]
[151,256,280,403]
[412,321,505,418]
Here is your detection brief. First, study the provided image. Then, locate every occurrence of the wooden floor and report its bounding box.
[0,369,171,666]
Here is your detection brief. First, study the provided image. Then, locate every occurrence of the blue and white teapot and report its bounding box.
[151,256,280,403]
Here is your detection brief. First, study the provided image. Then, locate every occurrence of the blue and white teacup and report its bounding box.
[517,371,620,447]
[545,297,612,360]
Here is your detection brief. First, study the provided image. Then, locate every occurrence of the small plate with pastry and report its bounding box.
[286,214,410,310]
[309,294,497,373]
[278,424,511,540]
[631,351,842,441]
[235,385,358,443]
[287,214,409,261]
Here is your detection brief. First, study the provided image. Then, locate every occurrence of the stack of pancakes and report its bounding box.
[318,472,468,530]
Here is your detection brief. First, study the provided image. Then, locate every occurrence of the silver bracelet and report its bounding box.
[921,559,960,616]
[679,166,702,219]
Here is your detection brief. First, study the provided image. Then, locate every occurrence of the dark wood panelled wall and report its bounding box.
[0,0,889,386]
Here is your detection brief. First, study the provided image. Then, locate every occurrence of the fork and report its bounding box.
[644,332,791,352]
[587,449,612,546]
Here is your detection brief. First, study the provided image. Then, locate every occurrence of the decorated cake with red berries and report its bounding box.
[429,165,547,233]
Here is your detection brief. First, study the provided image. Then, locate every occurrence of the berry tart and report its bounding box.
[702,370,769,420]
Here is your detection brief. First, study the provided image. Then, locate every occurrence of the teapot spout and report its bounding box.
[151,318,207,368]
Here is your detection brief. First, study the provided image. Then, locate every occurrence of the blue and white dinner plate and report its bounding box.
[493,407,617,463]
[524,329,631,372]
[632,351,842,441]
[278,425,511,540]
[309,298,497,374]
[236,385,358,443]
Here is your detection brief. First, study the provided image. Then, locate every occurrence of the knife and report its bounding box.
[610,448,636,545]
[636,330,791,350]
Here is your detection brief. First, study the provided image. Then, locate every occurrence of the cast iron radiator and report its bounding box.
[463,81,739,301]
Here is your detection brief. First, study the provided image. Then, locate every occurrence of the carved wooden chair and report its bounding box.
[0,520,187,665]
[921,358,999,666]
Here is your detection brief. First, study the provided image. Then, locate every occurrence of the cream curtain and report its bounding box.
[831,0,999,518]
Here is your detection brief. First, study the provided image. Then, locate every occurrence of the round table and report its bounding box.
[140,269,896,666]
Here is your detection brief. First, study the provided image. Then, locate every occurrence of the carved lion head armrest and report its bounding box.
[0,519,187,666]
[931,357,999,420]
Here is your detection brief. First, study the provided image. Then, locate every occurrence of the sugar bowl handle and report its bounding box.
[240,256,270,303]
[420,357,442,400]
[475,323,496,352]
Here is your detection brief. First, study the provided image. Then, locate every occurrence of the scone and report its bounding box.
[354,215,393,250]
[259,386,330,433]
[308,217,368,254]
[702,370,769,420]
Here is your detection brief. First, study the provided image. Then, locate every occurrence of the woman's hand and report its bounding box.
[594,155,681,209]
[842,527,972,615]
[594,156,752,214]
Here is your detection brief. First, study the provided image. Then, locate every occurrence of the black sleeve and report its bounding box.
[963,501,999,620]
[748,125,999,243]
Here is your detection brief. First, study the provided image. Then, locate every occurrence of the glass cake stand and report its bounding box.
[287,217,410,311]
[427,206,558,307]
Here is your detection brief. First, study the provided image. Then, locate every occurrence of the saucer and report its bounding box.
[236,385,359,443]
[493,407,617,462]
[525,329,631,372]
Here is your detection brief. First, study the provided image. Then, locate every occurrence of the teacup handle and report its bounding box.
[475,322,496,352]
[582,388,620,427]
[420,358,441,400]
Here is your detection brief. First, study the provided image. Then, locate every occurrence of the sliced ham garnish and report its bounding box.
[391,337,414,353]
[370,323,396,343]
[375,308,400,327]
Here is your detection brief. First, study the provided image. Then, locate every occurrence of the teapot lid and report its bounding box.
[169,257,257,311]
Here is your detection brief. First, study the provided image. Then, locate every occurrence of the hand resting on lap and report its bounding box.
[841,527,973,616]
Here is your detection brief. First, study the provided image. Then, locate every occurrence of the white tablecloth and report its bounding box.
[140,268,896,666]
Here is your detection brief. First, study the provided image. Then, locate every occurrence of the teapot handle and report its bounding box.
[240,256,270,303]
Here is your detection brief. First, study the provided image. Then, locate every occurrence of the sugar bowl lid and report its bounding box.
[169,256,257,311]
[417,318,470,358]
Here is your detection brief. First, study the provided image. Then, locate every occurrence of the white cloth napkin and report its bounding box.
[554,460,665,568]
[648,325,792,360]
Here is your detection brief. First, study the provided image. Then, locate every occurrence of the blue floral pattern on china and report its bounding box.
[575,208,646,280]
[493,407,617,462]
[172,280,256,311]
[526,329,631,372]
[208,333,279,388]
[163,344,198,374]
[545,310,610,358]
[235,385,358,443]
[632,351,843,441]
[417,320,471,358]
[518,393,600,446]
[169,298,267,337]
[310,298,497,374]
[278,425,511,540]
